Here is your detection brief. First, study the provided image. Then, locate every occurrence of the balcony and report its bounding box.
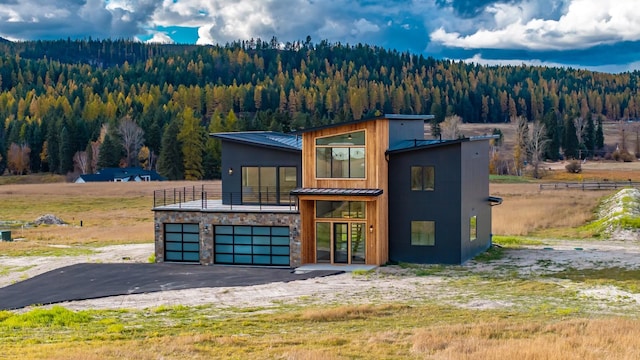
[152,184,299,212]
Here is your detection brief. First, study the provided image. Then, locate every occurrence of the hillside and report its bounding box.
[0,38,637,179]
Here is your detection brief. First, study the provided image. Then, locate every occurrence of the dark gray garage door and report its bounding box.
[214,225,290,266]
[164,223,200,263]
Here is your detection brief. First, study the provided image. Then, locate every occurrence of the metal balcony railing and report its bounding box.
[153,184,298,210]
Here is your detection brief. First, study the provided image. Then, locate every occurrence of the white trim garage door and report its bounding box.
[164,223,200,263]
[214,225,290,266]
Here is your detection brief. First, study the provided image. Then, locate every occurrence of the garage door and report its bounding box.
[164,223,200,263]
[214,225,290,266]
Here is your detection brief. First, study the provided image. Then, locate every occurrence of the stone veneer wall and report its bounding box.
[154,210,302,267]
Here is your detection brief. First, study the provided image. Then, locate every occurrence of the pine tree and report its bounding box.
[58,126,74,174]
[563,116,580,159]
[542,111,562,161]
[177,108,205,180]
[97,133,123,168]
[583,114,596,158]
[157,120,184,180]
[595,116,605,152]
[514,116,529,176]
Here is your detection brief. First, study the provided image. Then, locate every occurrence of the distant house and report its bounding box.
[75,168,165,183]
[152,114,501,267]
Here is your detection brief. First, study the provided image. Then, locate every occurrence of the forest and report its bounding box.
[0,37,637,180]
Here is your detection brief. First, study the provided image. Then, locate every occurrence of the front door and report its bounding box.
[316,222,366,264]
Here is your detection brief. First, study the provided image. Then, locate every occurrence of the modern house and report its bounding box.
[152,114,501,267]
[75,168,165,183]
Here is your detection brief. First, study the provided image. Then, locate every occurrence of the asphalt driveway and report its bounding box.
[0,263,342,310]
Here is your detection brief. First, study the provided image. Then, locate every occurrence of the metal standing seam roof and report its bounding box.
[290,114,434,135]
[387,135,499,153]
[290,188,383,196]
[211,131,302,151]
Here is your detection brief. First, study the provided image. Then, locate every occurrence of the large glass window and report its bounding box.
[316,201,365,219]
[411,166,435,191]
[411,221,435,246]
[242,166,296,205]
[316,131,365,178]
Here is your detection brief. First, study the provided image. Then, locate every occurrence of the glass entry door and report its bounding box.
[316,221,366,264]
[333,223,349,263]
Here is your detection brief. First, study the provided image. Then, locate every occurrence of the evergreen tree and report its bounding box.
[45,119,60,173]
[58,126,74,174]
[583,114,596,158]
[542,111,562,161]
[97,133,123,168]
[595,116,605,152]
[563,116,580,159]
[157,120,184,180]
[177,108,205,180]
[203,111,223,180]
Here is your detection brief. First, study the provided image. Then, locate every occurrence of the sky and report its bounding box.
[0,0,639,73]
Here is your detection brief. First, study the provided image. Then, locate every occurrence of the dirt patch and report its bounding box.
[2,240,639,313]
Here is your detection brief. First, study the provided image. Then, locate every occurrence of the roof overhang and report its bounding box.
[290,188,383,197]
[488,196,503,206]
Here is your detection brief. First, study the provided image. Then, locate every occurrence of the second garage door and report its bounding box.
[214,225,290,266]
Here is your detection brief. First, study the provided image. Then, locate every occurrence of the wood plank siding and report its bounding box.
[300,119,390,265]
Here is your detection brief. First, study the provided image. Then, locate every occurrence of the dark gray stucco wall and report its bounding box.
[459,140,492,262]
[388,119,427,148]
[220,141,302,204]
[388,144,463,264]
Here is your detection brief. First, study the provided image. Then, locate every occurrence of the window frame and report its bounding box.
[241,166,297,205]
[411,220,435,246]
[469,216,477,242]
[315,130,366,179]
[411,166,435,191]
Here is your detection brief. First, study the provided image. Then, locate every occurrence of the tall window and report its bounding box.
[469,216,477,242]
[316,131,365,178]
[411,166,435,191]
[242,166,296,205]
[411,221,435,246]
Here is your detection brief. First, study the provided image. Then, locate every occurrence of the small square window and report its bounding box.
[411,166,435,191]
[411,221,435,246]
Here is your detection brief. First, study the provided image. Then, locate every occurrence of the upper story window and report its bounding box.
[411,166,435,191]
[315,131,365,178]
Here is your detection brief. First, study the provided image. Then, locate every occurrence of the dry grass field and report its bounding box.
[0,180,220,255]
[1,164,640,359]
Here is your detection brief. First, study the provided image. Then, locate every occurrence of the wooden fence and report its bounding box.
[539,181,640,191]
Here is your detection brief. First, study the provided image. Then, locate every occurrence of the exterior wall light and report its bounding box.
[204,224,210,234]
[155,223,160,230]
[369,225,374,233]
[228,167,234,175]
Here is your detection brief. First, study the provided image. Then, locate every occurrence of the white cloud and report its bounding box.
[461,53,640,74]
[144,32,175,44]
[352,18,380,36]
[431,0,640,50]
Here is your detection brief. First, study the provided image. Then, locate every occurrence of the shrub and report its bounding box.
[612,149,635,162]
[565,161,582,173]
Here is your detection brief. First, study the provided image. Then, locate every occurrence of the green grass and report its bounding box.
[0,265,35,276]
[489,174,533,183]
[550,267,640,293]
[473,245,504,262]
[491,235,545,247]
[0,247,96,257]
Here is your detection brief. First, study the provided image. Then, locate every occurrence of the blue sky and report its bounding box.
[0,0,639,73]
